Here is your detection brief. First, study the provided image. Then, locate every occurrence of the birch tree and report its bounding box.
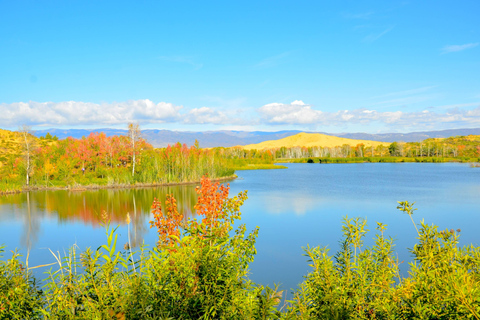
[128,123,141,177]
[19,125,36,186]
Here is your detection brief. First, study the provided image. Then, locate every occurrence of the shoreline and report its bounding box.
[0,175,238,196]
[276,157,480,164]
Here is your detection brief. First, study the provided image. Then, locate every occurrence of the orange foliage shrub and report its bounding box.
[150,176,248,248]
[194,176,230,236]
[149,194,183,248]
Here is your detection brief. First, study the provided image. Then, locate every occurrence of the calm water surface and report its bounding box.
[1,163,479,292]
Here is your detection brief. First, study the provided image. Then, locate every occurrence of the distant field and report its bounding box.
[240,132,387,149]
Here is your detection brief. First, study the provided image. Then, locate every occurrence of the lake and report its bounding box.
[1,162,480,292]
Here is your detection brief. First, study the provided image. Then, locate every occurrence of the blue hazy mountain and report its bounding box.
[33,128,480,148]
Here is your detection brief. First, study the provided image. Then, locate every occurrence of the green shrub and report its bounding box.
[287,217,398,319]
[287,202,480,319]
[0,247,45,319]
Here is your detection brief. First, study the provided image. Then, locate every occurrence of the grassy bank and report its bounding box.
[0,174,237,195]
[2,179,480,319]
[277,156,480,164]
[231,164,287,170]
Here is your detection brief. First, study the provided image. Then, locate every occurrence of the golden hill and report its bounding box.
[240,132,387,150]
[0,128,51,168]
[0,129,26,161]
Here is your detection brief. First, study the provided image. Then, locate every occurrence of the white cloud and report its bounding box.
[0,100,182,127]
[257,101,480,130]
[0,99,248,128]
[183,107,228,124]
[291,100,306,106]
[3,98,480,132]
[258,101,323,124]
[441,43,479,54]
[466,107,480,117]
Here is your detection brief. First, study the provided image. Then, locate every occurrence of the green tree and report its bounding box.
[389,141,400,156]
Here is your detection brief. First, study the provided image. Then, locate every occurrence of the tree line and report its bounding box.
[0,125,236,193]
[265,135,480,161]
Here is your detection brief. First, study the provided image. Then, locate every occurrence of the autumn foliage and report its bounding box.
[1,131,238,191]
[149,176,248,248]
[142,175,261,318]
[149,194,183,248]
[194,176,230,235]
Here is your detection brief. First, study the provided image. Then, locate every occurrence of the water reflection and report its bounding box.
[261,191,322,216]
[0,185,199,248]
[24,192,39,248]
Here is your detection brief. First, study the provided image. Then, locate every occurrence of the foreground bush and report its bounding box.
[287,202,480,319]
[0,247,44,318]
[2,185,480,319]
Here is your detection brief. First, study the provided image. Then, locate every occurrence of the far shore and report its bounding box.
[0,175,238,196]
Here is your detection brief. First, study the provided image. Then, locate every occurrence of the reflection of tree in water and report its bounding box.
[22,192,40,249]
[0,192,41,249]
[0,185,199,248]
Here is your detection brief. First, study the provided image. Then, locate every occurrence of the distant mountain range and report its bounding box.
[33,128,480,148]
[33,129,304,148]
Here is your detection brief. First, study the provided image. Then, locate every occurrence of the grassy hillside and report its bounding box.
[0,129,28,168]
[240,132,387,150]
[0,129,55,169]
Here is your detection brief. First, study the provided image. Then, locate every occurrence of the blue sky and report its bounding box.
[1,0,479,133]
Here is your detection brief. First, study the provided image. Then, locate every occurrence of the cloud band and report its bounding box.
[1,99,479,131]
